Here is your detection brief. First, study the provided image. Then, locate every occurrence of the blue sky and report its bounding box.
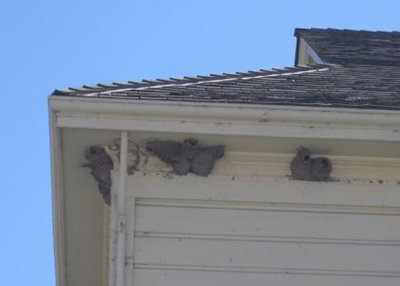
[1,0,399,285]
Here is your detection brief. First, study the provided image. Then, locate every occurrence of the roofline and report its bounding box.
[49,95,400,142]
[51,65,328,97]
[84,66,330,97]
[294,27,400,37]
[294,28,309,38]
[52,27,400,97]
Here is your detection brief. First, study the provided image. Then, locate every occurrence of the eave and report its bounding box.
[50,96,400,142]
[49,95,400,286]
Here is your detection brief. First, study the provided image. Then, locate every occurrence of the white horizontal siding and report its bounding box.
[121,175,400,285]
[130,197,400,285]
[134,236,400,272]
[133,268,400,286]
[135,203,400,242]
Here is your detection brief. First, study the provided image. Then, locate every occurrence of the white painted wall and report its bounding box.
[113,172,400,286]
[107,138,400,286]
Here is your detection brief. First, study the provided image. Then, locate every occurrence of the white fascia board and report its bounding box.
[50,96,400,142]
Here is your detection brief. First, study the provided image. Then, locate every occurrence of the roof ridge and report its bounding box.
[51,64,329,96]
[295,27,400,37]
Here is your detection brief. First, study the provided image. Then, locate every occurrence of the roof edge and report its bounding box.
[49,95,400,143]
[51,64,329,97]
[295,27,400,37]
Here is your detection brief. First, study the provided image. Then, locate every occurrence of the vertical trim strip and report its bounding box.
[116,132,128,286]
[294,35,300,66]
[125,197,136,286]
[50,107,67,286]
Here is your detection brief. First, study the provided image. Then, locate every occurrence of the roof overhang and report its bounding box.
[49,95,400,285]
[51,96,400,143]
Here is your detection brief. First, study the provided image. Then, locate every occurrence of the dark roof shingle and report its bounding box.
[52,28,400,111]
[295,28,400,66]
[52,64,400,110]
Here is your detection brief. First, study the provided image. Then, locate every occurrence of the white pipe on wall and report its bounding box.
[115,131,128,286]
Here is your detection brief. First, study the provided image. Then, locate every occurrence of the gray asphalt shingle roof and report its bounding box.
[52,28,400,111]
[295,28,400,66]
[53,64,400,110]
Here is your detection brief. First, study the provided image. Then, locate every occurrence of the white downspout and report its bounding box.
[115,131,128,286]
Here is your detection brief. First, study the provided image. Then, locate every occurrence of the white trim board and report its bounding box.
[50,96,400,143]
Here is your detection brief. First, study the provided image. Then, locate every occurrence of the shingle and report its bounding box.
[51,64,400,110]
[51,28,400,111]
[295,28,400,66]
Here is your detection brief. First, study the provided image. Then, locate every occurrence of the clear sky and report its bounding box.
[1,0,399,285]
